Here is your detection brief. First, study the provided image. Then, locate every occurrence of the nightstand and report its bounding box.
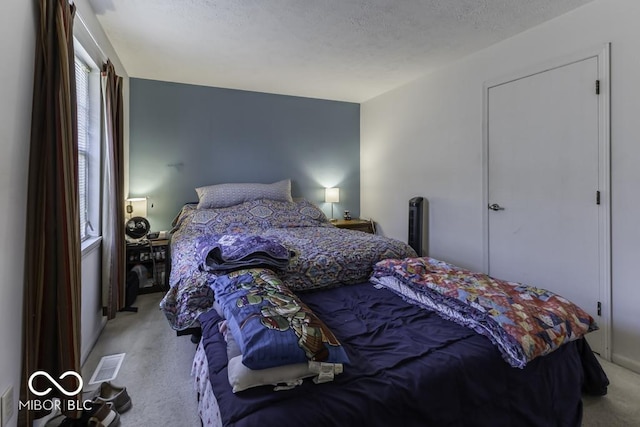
[126,239,170,294]
[332,218,376,234]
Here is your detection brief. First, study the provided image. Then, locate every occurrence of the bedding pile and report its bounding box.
[196,234,292,273]
[371,256,598,368]
[210,268,348,392]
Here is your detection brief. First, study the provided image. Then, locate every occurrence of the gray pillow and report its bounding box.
[195,179,293,209]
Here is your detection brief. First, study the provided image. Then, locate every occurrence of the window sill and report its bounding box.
[81,236,102,258]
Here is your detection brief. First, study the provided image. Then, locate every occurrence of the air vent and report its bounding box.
[88,353,126,385]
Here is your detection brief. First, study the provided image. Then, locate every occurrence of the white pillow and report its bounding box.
[195,179,292,209]
[227,355,315,393]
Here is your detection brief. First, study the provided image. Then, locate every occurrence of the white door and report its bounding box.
[486,53,609,356]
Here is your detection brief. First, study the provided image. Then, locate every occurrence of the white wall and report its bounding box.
[361,0,640,373]
[0,1,36,426]
[81,243,104,364]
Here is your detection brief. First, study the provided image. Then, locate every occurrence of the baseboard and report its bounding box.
[611,353,640,375]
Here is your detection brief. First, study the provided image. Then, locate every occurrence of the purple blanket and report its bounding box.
[196,234,291,273]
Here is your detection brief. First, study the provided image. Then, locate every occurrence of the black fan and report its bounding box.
[125,216,150,241]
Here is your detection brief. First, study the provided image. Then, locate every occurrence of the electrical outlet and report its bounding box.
[1,386,13,427]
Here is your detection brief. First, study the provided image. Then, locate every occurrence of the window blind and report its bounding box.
[75,57,90,241]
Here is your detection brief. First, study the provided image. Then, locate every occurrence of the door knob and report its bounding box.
[488,203,505,211]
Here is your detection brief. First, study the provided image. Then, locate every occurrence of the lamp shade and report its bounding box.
[325,187,340,203]
[125,197,148,219]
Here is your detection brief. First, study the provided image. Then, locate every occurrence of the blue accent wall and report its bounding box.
[129,79,360,230]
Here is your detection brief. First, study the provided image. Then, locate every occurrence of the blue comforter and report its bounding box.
[200,282,609,427]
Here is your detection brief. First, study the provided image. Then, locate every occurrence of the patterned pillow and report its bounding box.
[257,199,331,228]
[189,201,264,234]
[196,179,293,209]
[211,268,350,370]
[215,307,321,393]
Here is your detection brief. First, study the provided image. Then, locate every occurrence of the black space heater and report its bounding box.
[408,197,426,256]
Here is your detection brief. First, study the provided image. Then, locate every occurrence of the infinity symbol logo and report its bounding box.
[28,371,84,397]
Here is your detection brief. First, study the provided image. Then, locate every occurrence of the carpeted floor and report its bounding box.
[81,293,200,426]
[79,293,640,426]
[583,356,640,426]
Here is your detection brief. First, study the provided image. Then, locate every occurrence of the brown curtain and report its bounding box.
[21,0,81,423]
[101,60,125,318]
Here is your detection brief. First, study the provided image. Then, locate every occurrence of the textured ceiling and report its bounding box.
[88,0,594,102]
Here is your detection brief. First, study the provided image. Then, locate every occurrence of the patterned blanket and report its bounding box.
[371,257,598,368]
[160,199,416,330]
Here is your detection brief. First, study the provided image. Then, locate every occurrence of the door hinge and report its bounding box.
[595,80,600,95]
[596,191,601,205]
[597,301,602,316]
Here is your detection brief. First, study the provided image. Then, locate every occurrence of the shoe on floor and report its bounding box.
[91,382,132,414]
[87,401,120,426]
[45,401,120,427]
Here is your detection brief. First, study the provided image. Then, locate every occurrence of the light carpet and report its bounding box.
[583,355,640,426]
[81,293,200,426]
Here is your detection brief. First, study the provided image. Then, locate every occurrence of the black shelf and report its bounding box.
[126,239,170,294]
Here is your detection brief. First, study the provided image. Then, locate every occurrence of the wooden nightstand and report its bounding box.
[126,239,170,294]
[332,218,376,234]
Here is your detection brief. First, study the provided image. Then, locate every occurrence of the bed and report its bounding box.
[160,191,417,331]
[194,280,608,427]
[159,181,608,427]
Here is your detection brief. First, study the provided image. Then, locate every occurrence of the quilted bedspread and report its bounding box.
[371,256,598,368]
[160,199,416,330]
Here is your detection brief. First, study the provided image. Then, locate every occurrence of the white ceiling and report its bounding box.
[88,0,594,103]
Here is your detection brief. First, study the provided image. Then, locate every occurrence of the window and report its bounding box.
[74,43,101,246]
[75,56,90,240]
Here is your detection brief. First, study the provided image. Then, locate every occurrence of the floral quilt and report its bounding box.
[371,256,598,368]
[160,199,416,330]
